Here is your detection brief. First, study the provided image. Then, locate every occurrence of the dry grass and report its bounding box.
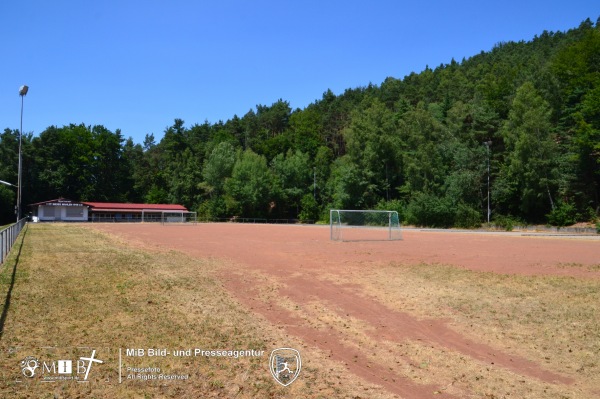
[0,224,379,399]
[343,262,600,398]
[2,224,599,399]
[557,262,600,272]
[219,257,600,398]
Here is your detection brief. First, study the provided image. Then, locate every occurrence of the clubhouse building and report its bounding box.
[30,198,188,222]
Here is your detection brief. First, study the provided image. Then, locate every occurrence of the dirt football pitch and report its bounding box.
[84,223,600,399]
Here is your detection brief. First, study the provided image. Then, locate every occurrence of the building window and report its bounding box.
[66,207,83,218]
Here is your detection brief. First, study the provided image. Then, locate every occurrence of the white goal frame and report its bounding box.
[160,211,198,225]
[330,209,402,241]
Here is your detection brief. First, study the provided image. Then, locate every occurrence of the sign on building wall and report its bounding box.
[45,200,85,207]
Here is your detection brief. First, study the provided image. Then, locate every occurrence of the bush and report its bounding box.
[405,193,454,228]
[455,203,482,229]
[375,199,405,223]
[405,194,484,229]
[197,198,227,220]
[546,202,577,227]
[298,194,320,223]
[493,215,523,231]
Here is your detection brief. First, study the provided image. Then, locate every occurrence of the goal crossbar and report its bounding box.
[330,209,402,241]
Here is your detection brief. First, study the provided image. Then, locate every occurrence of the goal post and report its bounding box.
[141,209,162,223]
[330,210,402,241]
[160,211,197,225]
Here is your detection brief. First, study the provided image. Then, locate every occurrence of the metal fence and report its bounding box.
[0,218,27,265]
[199,217,315,224]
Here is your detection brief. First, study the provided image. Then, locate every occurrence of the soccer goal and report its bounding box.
[330,210,402,241]
[160,211,197,225]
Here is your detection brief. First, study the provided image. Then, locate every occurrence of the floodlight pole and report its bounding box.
[484,140,492,224]
[0,180,17,188]
[17,85,28,222]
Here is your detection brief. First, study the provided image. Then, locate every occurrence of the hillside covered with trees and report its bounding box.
[1,18,599,227]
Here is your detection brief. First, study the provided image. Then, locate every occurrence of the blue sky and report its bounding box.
[1,1,598,144]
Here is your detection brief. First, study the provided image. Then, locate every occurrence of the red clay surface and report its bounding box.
[89,223,600,398]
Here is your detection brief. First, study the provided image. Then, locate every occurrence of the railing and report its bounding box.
[88,214,315,224]
[0,218,27,265]
[200,217,315,224]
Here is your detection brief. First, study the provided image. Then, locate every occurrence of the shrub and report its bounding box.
[405,193,454,228]
[546,202,577,227]
[455,203,482,229]
[298,194,320,223]
[493,215,522,231]
[375,199,405,223]
[197,198,227,220]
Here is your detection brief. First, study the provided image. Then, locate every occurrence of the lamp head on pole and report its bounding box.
[19,85,29,96]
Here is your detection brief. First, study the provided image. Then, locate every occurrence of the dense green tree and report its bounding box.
[134,147,166,203]
[0,129,20,222]
[0,186,15,223]
[313,145,333,204]
[166,148,202,207]
[122,138,145,202]
[0,129,19,182]
[143,133,156,151]
[405,191,455,227]
[201,141,236,198]
[240,109,259,150]
[88,126,129,201]
[197,141,237,218]
[28,124,133,204]
[298,193,319,223]
[495,82,560,220]
[2,18,599,227]
[161,118,187,155]
[31,124,95,200]
[288,107,324,157]
[442,140,487,212]
[552,24,600,209]
[271,150,311,218]
[256,99,292,138]
[224,150,276,217]
[399,102,447,196]
[344,98,403,205]
[327,155,366,209]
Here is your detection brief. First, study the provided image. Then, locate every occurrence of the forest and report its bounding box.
[1,18,599,227]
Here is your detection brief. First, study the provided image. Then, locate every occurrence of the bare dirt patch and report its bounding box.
[87,223,600,398]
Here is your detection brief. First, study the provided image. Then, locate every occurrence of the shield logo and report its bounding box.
[269,348,301,386]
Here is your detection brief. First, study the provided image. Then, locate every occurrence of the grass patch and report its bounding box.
[557,262,600,272]
[345,262,600,398]
[0,224,372,398]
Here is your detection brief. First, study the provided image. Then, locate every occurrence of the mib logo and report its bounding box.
[20,356,40,378]
[19,350,103,383]
[269,348,301,386]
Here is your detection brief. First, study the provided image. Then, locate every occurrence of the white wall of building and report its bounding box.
[38,205,88,221]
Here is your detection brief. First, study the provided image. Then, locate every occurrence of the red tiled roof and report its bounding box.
[83,202,188,212]
[29,198,188,212]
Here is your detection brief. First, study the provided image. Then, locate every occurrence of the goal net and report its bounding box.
[160,211,198,225]
[330,210,402,241]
